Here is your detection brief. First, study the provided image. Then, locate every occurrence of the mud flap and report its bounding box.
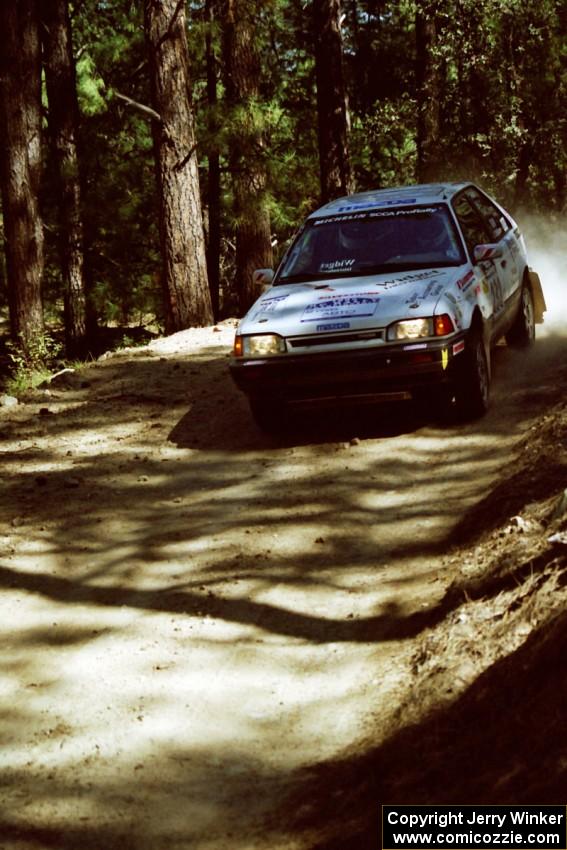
[528,269,547,324]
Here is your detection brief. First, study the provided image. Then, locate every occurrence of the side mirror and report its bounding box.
[473,244,503,263]
[252,268,274,291]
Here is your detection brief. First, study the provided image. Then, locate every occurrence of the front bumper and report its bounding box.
[229,334,467,405]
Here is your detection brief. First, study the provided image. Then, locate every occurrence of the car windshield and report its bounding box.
[276,204,465,283]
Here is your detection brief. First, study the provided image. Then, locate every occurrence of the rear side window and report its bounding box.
[452,194,490,256]
[465,188,511,242]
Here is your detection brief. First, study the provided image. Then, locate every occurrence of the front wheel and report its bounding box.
[453,329,490,420]
[506,284,535,348]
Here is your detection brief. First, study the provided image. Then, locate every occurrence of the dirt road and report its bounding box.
[1,322,566,850]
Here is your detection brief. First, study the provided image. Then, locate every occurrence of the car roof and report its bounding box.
[310,182,470,219]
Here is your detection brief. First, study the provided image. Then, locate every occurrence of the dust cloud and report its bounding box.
[521,217,567,338]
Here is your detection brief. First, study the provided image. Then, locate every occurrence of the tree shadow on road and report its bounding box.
[283,599,567,849]
[1,334,566,849]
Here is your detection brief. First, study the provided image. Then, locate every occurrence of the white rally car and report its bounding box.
[230,183,545,432]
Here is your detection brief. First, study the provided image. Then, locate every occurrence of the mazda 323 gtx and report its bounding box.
[230,183,545,432]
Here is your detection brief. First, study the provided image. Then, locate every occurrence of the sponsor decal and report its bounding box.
[403,279,443,305]
[314,207,438,225]
[319,258,355,272]
[252,294,289,317]
[382,269,440,288]
[452,340,465,355]
[475,246,492,262]
[414,280,444,302]
[301,294,380,322]
[315,214,368,225]
[315,322,350,332]
[315,290,376,300]
[457,270,475,292]
[442,349,449,370]
[403,343,427,351]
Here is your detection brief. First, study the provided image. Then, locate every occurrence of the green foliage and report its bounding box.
[351,97,417,190]
[76,53,107,115]
[5,333,63,396]
[410,0,567,209]
[2,0,565,344]
[71,0,160,327]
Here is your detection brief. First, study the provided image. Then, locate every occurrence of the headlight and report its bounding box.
[233,333,286,357]
[386,314,455,341]
[387,318,433,341]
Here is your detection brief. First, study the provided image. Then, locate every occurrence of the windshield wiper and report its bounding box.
[275,273,318,284]
[275,271,343,285]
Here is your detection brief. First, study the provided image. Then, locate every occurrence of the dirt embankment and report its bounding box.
[0,321,566,850]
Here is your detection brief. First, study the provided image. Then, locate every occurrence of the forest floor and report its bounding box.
[1,318,566,850]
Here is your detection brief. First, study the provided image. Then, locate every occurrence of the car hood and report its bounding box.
[239,268,464,336]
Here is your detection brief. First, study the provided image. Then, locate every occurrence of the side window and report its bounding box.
[452,194,490,256]
[465,188,510,242]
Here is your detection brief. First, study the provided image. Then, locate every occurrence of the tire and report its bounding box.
[506,283,535,348]
[453,327,490,420]
[249,397,287,434]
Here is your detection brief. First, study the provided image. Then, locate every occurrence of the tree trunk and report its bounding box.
[205,0,221,321]
[416,1,441,183]
[313,0,354,203]
[222,0,273,316]
[144,0,213,332]
[41,0,88,356]
[0,0,45,357]
[20,0,42,197]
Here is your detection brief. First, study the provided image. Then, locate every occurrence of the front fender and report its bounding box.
[528,269,546,324]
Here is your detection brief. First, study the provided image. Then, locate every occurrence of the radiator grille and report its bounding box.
[288,330,383,348]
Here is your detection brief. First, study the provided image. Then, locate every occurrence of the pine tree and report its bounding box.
[313,0,354,202]
[415,0,442,183]
[222,0,273,316]
[41,0,88,355]
[144,0,213,331]
[0,0,45,357]
[205,0,221,320]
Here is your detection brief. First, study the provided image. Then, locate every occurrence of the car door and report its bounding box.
[452,191,507,322]
[464,187,519,306]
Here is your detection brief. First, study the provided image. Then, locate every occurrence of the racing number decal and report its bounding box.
[484,264,504,314]
[507,239,520,279]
